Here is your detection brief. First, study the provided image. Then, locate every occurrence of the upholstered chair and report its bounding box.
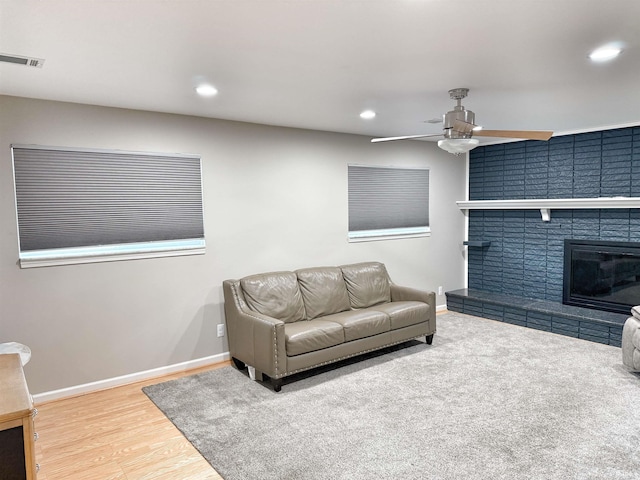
[622,306,640,372]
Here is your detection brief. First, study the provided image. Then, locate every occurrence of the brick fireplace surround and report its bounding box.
[446,126,640,347]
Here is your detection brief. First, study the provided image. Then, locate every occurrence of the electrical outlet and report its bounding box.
[438,286,443,295]
[217,324,225,337]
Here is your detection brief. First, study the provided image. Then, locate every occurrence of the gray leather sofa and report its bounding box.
[622,306,640,372]
[222,261,436,391]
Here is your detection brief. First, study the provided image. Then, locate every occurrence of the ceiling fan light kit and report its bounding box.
[438,138,480,155]
[371,88,553,154]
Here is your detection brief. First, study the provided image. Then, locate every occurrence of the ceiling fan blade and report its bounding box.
[474,129,553,141]
[451,119,553,141]
[371,133,442,143]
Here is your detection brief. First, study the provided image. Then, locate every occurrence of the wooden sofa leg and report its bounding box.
[426,334,434,345]
[271,378,283,392]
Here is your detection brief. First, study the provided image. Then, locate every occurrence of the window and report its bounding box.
[348,164,430,242]
[12,144,205,268]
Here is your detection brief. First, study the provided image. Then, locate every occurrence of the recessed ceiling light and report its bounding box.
[360,110,376,120]
[589,43,623,62]
[195,84,218,97]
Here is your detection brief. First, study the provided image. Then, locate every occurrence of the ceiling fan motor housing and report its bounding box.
[443,107,475,139]
[443,87,475,139]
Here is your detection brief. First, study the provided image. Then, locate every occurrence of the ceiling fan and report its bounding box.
[371,88,553,155]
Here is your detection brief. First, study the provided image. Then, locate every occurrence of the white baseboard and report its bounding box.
[33,352,230,404]
[34,308,449,404]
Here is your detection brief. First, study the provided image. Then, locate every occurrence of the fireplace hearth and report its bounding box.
[563,239,640,314]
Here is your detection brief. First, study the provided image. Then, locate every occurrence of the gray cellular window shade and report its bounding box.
[12,145,205,266]
[348,165,429,240]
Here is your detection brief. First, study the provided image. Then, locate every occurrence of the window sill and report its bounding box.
[348,227,431,243]
[18,239,205,268]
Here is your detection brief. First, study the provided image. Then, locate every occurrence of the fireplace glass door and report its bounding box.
[563,239,640,314]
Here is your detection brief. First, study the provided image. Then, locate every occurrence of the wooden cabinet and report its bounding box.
[0,353,38,480]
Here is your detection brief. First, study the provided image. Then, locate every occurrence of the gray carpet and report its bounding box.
[143,312,640,480]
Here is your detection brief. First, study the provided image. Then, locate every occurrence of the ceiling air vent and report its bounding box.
[0,53,45,68]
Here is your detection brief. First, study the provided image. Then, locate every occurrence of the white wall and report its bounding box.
[0,95,467,394]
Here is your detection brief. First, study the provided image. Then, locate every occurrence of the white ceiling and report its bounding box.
[1,0,639,145]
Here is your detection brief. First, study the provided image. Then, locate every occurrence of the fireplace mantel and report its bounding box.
[456,197,640,221]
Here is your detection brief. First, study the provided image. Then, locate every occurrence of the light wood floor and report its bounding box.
[33,362,229,480]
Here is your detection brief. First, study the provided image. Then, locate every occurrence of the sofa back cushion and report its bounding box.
[240,271,306,323]
[341,262,391,308]
[296,267,351,319]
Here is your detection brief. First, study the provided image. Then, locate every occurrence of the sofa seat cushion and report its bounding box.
[370,301,430,330]
[284,320,345,356]
[323,309,390,342]
[240,271,306,323]
[296,267,351,319]
[341,262,391,308]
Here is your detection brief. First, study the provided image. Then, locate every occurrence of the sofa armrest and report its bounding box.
[390,284,436,332]
[390,284,434,304]
[223,280,287,378]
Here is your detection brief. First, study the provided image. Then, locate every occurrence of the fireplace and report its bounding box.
[563,239,640,314]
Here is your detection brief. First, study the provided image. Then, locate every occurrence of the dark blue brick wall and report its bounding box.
[468,126,640,302]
